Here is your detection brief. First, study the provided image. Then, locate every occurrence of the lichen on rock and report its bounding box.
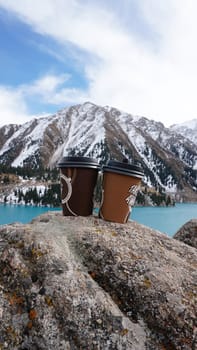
[0,212,196,349]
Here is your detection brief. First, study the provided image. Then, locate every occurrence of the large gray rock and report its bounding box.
[173,219,197,249]
[0,212,196,350]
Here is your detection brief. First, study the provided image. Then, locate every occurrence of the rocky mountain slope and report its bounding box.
[0,102,197,201]
[0,212,196,349]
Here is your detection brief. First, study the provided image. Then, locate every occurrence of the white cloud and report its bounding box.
[0,0,197,126]
[23,73,88,105]
[0,73,80,127]
[23,73,70,99]
[0,86,31,126]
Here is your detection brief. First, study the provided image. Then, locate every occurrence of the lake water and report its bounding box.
[132,203,197,236]
[0,204,59,226]
[0,203,196,237]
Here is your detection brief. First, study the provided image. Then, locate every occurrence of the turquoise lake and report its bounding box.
[0,203,196,237]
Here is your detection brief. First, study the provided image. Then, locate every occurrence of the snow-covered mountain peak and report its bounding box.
[0,102,197,200]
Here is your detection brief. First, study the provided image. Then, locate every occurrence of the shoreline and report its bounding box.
[0,201,60,209]
[1,201,197,208]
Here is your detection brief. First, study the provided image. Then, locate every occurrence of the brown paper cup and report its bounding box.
[99,160,144,223]
[58,157,100,216]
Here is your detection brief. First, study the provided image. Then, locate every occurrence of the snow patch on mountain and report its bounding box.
[193,160,197,170]
[62,105,105,155]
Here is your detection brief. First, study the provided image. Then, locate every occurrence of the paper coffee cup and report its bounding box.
[58,156,100,216]
[99,160,144,223]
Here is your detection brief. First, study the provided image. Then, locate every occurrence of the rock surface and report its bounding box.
[173,219,197,249]
[0,212,196,350]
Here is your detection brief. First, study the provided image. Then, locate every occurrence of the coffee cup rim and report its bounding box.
[57,156,101,169]
[103,160,144,178]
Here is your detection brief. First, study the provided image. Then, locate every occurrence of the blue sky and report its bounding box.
[0,0,197,126]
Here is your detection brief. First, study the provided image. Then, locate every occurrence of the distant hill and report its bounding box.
[171,118,197,144]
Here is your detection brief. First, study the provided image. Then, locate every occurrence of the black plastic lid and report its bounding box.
[103,160,144,178]
[57,156,100,169]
